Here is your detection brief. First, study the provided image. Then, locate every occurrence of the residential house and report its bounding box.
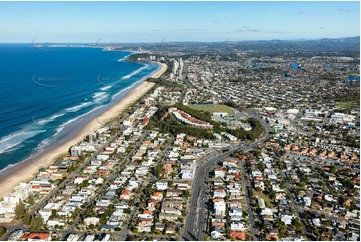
[151,192,164,202]
[20,233,51,241]
[214,198,226,216]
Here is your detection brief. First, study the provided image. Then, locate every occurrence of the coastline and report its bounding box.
[0,63,167,199]
[151,62,168,79]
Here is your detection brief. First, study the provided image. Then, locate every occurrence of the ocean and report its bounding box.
[0,44,159,171]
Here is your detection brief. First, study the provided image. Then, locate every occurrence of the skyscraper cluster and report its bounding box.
[171,57,186,79]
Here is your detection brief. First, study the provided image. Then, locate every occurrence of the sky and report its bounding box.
[0,1,359,43]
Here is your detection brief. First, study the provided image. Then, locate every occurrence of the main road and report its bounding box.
[182,109,270,241]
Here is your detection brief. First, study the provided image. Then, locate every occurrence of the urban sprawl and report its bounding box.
[0,40,360,241]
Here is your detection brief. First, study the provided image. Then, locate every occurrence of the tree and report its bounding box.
[24,212,31,225]
[154,164,163,177]
[344,179,354,189]
[28,194,35,206]
[51,209,57,219]
[292,218,302,230]
[269,190,276,200]
[255,187,262,192]
[0,227,7,238]
[338,196,345,206]
[279,224,287,237]
[30,215,44,231]
[254,149,262,157]
[15,200,25,219]
[181,190,191,199]
[313,227,320,238]
[232,152,239,158]
[330,166,337,174]
[81,180,89,188]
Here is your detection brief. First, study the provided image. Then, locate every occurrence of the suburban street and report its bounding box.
[277,162,315,240]
[182,109,271,241]
[240,160,258,241]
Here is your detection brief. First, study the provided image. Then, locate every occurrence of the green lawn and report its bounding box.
[253,190,274,207]
[336,101,359,109]
[187,104,235,114]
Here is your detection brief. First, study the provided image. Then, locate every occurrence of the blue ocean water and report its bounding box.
[0,44,159,171]
[346,76,360,81]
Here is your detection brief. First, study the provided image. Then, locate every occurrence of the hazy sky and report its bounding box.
[0,1,359,43]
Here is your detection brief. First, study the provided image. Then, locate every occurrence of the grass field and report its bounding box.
[336,101,359,109]
[187,104,235,114]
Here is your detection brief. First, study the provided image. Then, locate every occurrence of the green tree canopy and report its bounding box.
[28,194,35,206]
[15,200,25,219]
[30,215,44,231]
[24,212,31,225]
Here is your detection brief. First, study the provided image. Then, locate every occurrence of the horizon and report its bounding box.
[1,35,360,44]
[0,1,359,43]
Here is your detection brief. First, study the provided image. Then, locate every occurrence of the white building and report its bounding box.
[2,193,20,207]
[213,189,227,198]
[281,214,294,225]
[84,235,95,241]
[287,109,300,114]
[66,234,80,241]
[213,133,222,140]
[14,183,32,200]
[172,60,179,75]
[181,168,195,180]
[39,209,52,222]
[70,143,96,156]
[84,217,100,226]
[215,168,226,178]
[214,199,226,216]
[47,219,65,228]
[156,181,168,190]
[229,207,243,217]
[230,222,246,231]
[179,58,184,72]
[221,132,238,141]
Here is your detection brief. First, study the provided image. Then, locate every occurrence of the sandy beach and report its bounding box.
[151,63,167,78]
[0,63,167,198]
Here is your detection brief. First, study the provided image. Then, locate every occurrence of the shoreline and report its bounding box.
[0,63,167,199]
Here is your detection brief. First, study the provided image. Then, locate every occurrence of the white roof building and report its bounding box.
[84,217,100,226]
[156,181,168,191]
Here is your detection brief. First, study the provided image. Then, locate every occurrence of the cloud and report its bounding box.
[313,27,324,32]
[337,8,353,12]
[149,29,210,32]
[298,11,306,15]
[238,27,291,34]
[238,26,261,32]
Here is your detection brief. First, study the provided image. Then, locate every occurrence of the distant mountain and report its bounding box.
[215,36,360,52]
